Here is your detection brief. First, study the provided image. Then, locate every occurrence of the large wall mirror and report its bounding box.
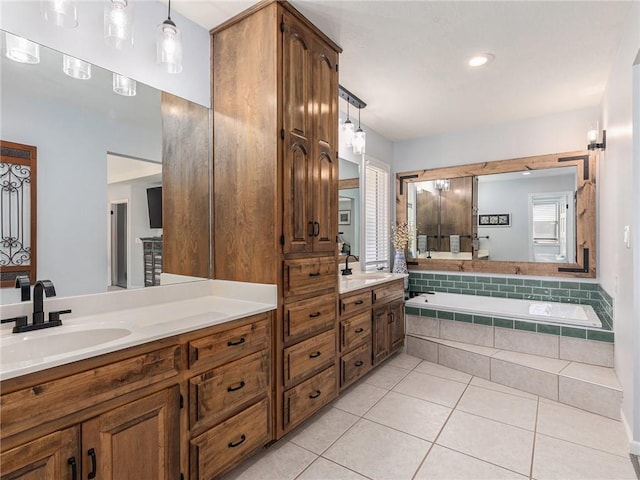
[338,157,360,257]
[396,150,596,278]
[0,31,210,304]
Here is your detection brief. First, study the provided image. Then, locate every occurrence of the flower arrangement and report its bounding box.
[391,222,413,251]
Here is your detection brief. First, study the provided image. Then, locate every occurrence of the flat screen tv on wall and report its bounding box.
[146,186,162,229]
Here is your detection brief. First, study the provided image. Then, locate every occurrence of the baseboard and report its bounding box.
[621,410,640,455]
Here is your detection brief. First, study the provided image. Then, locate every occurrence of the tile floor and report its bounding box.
[224,353,637,480]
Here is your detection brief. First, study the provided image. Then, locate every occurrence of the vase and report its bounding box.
[392,251,408,274]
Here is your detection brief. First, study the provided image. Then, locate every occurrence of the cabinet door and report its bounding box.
[389,300,405,353]
[81,386,180,480]
[0,427,79,480]
[310,38,339,253]
[372,306,389,365]
[282,13,314,254]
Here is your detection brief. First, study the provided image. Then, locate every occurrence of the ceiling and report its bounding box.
[171,0,633,142]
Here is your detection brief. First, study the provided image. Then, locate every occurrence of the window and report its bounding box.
[532,200,560,243]
[363,158,390,269]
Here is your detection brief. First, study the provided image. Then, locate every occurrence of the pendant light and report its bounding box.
[113,73,136,96]
[156,0,183,74]
[352,107,366,155]
[4,33,40,64]
[104,0,134,50]
[63,54,91,80]
[41,0,78,28]
[342,102,355,147]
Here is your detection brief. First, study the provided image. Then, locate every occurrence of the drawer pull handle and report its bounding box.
[309,351,322,359]
[355,300,364,305]
[308,221,315,237]
[227,337,246,346]
[87,448,97,479]
[313,221,320,237]
[309,272,321,277]
[227,381,246,392]
[309,390,322,399]
[67,457,77,480]
[355,360,364,367]
[228,434,246,448]
[354,327,364,333]
[309,312,322,318]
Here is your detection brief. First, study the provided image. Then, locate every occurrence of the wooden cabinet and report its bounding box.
[373,299,406,366]
[211,1,341,439]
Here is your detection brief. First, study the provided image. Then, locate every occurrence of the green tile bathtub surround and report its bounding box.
[560,281,581,290]
[448,288,462,294]
[506,293,524,300]
[550,288,571,297]
[499,285,516,293]
[506,278,524,286]
[477,290,492,297]
[428,280,441,287]
[515,320,537,332]
[569,290,590,299]
[540,281,560,288]
[483,284,500,291]
[437,311,454,320]
[421,308,438,318]
[532,287,552,296]
[405,307,421,316]
[467,282,485,290]
[491,277,507,284]
[561,326,587,339]
[454,312,473,323]
[537,323,561,335]
[587,330,615,343]
[524,279,542,287]
[454,282,469,289]
[515,286,533,294]
[491,291,508,298]
[461,289,476,295]
[476,277,492,283]
[494,318,514,329]
[421,273,434,279]
[440,280,455,288]
[473,315,493,326]
[589,291,603,301]
[447,275,462,281]
[579,283,599,291]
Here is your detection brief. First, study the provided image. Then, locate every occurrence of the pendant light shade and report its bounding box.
[342,102,355,147]
[63,54,91,79]
[41,0,78,28]
[104,0,134,50]
[352,108,366,155]
[4,33,40,64]
[113,73,136,96]
[157,0,183,74]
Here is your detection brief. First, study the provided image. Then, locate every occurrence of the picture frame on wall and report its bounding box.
[338,210,351,225]
[479,213,511,227]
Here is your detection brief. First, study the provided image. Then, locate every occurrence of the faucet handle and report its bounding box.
[15,275,31,302]
[48,309,72,324]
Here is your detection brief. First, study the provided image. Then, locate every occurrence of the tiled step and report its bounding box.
[406,333,623,419]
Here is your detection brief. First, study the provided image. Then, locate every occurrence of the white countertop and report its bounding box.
[0,279,277,381]
[338,272,408,294]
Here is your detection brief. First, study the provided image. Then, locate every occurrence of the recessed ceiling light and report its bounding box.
[468,53,494,67]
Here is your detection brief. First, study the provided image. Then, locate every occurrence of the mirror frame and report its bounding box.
[396,150,596,278]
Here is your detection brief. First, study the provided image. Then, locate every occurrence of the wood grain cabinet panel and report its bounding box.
[340,310,372,352]
[389,300,406,353]
[189,350,269,435]
[190,398,270,480]
[340,342,372,387]
[372,279,405,305]
[283,256,337,297]
[283,330,335,386]
[283,293,336,345]
[283,366,336,430]
[339,290,372,317]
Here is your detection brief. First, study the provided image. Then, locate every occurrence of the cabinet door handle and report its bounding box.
[227,337,246,346]
[354,327,364,333]
[227,380,246,392]
[309,272,321,277]
[228,434,246,448]
[309,351,322,358]
[388,313,395,324]
[355,360,364,367]
[309,312,321,318]
[87,448,97,479]
[67,457,77,480]
[355,300,364,305]
[314,222,320,237]
[309,390,322,399]
[308,221,315,237]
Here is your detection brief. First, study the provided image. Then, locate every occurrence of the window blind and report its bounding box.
[532,201,559,242]
[364,162,389,268]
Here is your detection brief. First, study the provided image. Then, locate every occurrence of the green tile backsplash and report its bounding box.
[408,271,614,332]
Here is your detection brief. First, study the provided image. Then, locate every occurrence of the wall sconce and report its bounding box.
[587,129,606,151]
[41,0,78,28]
[112,73,136,96]
[339,85,367,155]
[434,179,450,191]
[104,0,134,50]
[4,32,40,64]
[63,54,91,79]
[341,101,355,147]
[157,0,183,74]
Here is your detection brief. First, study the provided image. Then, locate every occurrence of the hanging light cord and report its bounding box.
[167,0,171,21]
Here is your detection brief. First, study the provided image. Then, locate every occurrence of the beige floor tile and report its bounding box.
[414,445,527,480]
[532,434,637,480]
[470,377,538,400]
[386,352,423,370]
[558,375,622,419]
[332,382,388,416]
[296,458,368,480]
[560,362,622,389]
[288,407,359,454]
[438,344,491,379]
[323,419,431,480]
[393,371,467,407]
[414,360,472,384]
[406,335,439,363]
[436,410,534,475]
[223,441,317,480]
[456,385,538,430]
[493,350,569,373]
[536,400,629,457]
[364,390,452,441]
[491,358,559,400]
[363,363,411,389]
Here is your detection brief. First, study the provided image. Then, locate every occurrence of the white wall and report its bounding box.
[599,1,640,452]
[0,0,210,107]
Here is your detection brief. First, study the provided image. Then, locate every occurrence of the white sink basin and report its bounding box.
[1,327,132,365]
[345,273,394,280]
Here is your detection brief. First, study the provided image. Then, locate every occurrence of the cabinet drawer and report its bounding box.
[372,279,404,305]
[340,310,372,352]
[341,342,372,388]
[189,313,269,370]
[283,330,335,386]
[283,366,336,430]
[283,257,337,297]
[284,293,336,345]
[189,350,269,434]
[339,289,372,317]
[191,398,270,480]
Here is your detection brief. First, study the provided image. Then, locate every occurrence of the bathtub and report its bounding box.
[406,291,601,328]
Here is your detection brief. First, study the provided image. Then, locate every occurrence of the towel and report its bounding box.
[450,235,460,254]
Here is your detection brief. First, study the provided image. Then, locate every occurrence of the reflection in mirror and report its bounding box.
[0,31,207,304]
[338,157,359,257]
